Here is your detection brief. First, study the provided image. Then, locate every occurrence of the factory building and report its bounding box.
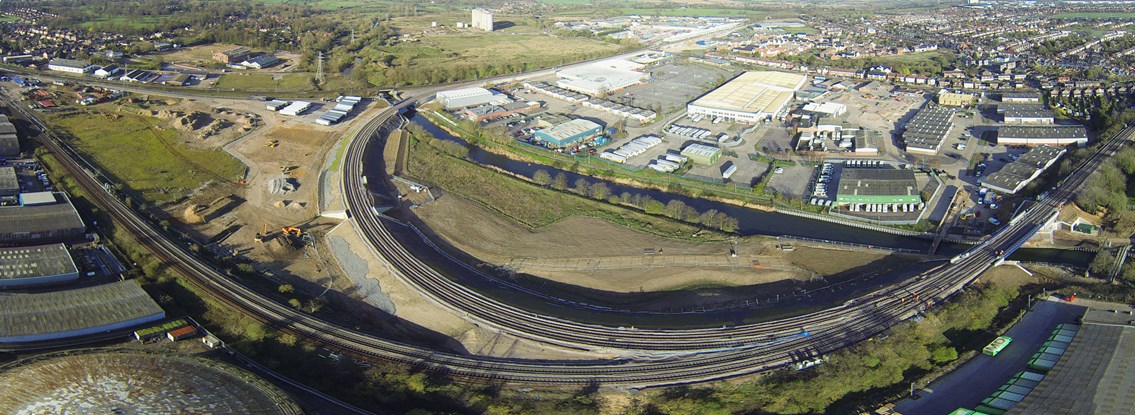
[533,119,603,148]
[213,47,251,64]
[0,166,17,197]
[0,243,79,289]
[680,143,722,165]
[999,104,1055,124]
[472,8,494,31]
[0,280,165,343]
[688,71,807,124]
[462,101,540,122]
[1000,91,1042,104]
[982,146,1065,194]
[836,168,923,212]
[801,101,847,117]
[0,115,20,157]
[47,58,94,74]
[997,125,1087,147]
[937,91,976,107]
[0,193,86,246]
[902,106,955,155]
[435,87,510,109]
[555,60,647,96]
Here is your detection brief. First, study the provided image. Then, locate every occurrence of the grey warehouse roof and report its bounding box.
[0,166,16,193]
[0,280,164,342]
[0,196,85,235]
[1001,91,1041,100]
[0,243,77,281]
[839,168,917,197]
[1007,308,1135,415]
[999,125,1087,139]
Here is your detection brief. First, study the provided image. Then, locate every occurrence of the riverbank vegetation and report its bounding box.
[404,122,735,238]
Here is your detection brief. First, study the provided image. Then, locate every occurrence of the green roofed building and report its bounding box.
[836,168,922,212]
[680,143,721,165]
[533,119,602,148]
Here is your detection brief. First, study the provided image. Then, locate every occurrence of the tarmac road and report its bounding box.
[894,298,1085,415]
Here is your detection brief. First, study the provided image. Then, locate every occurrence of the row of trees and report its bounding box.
[532,169,740,233]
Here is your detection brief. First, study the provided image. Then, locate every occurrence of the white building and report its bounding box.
[472,8,494,31]
[687,71,807,124]
[555,60,647,96]
[435,87,510,109]
[279,101,312,116]
[802,102,847,117]
[47,58,93,74]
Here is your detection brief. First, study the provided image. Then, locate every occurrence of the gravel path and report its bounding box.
[328,236,395,314]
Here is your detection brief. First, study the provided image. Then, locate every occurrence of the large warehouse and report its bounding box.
[0,280,165,343]
[902,106,955,155]
[555,59,646,95]
[836,168,923,212]
[533,119,603,148]
[0,193,86,246]
[0,115,19,157]
[435,87,510,109]
[687,71,807,124]
[999,104,1055,124]
[0,166,17,197]
[1005,307,1135,415]
[0,243,79,288]
[983,146,1065,194]
[998,125,1088,146]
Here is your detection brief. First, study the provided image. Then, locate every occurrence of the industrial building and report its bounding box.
[1000,91,1042,104]
[937,91,976,107]
[997,125,1087,147]
[0,166,17,197]
[902,106,955,155]
[0,243,79,289]
[533,119,603,148]
[1006,308,1135,414]
[801,101,847,117]
[555,60,647,96]
[687,71,807,124]
[278,101,312,116]
[471,8,494,31]
[462,101,540,122]
[680,143,722,165]
[836,168,923,212]
[0,193,86,246]
[213,47,252,64]
[999,104,1055,124]
[436,87,510,109]
[982,146,1065,194]
[0,115,20,157]
[239,55,280,69]
[0,280,165,343]
[47,58,93,74]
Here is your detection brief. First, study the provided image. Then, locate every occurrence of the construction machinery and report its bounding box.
[265,140,279,148]
[254,222,270,243]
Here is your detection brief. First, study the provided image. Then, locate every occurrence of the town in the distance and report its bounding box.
[0,0,1133,414]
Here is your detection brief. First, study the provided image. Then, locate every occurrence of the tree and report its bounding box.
[1089,249,1117,276]
[278,284,295,294]
[643,199,665,215]
[532,169,552,186]
[288,298,303,308]
[552,173,568,190]
[665,199,688,219]
[573,178,591,196]
[591,182,611,200]
[930,345,958,364]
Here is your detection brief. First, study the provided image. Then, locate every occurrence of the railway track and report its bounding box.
[22,81,1128,386]
[341,96,1132,354]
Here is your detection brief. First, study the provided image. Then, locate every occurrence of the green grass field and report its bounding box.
[46,111,245,205]
[214,73,315,92]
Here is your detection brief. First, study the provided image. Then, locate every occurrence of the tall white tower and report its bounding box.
[472,8,494,31]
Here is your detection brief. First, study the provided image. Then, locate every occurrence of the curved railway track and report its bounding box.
[26,84,1129,386]
[341,94,1132,353]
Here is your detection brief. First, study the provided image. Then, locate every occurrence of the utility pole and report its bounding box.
[316,51,325,85]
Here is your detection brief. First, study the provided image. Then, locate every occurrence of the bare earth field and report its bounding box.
[413,193,889,293]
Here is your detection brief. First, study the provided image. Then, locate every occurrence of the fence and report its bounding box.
[775,235,925,254]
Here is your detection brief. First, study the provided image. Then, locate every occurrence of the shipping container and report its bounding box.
[167,325,199,342]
